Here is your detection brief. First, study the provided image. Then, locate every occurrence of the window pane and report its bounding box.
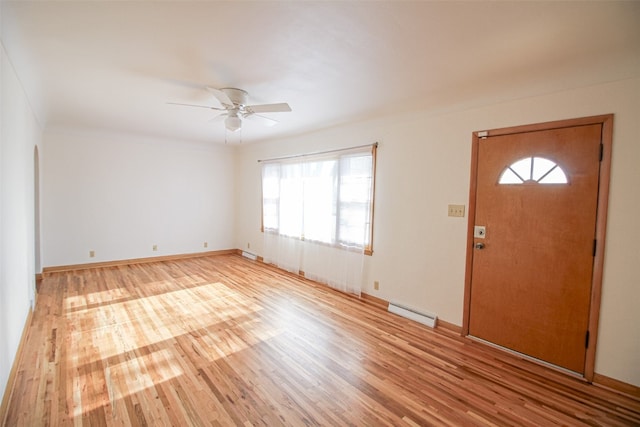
[262,163,280,230]
[339,202,369,246]
[263,200,278,230]
[539,167,568,184]
[303,160,337,243]
[499,168,524,184]
[531,157,556,181]
[279,164,303,237]
[262,177,279,199]
[510,158,532,181]
[339,154,373,248]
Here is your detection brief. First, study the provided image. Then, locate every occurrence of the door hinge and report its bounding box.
[585,330,590,349]
[599,143,604,161]
[593,239,597,257]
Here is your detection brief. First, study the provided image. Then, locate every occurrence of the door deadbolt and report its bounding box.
[474,226,486,238]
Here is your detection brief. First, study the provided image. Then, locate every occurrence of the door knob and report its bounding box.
[475,242,485,250]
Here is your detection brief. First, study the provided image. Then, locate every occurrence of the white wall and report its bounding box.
[42,128,236,267]
[0,42,41,406]
[236,77,640,387]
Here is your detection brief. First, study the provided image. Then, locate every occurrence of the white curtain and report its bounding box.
[262,162,304,274]
[261,147,374,296]
[302,243,365,295]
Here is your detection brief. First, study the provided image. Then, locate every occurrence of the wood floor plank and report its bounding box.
[4,254,639,426]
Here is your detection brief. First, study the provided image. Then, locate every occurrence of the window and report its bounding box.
[499,156,568,185]
[262,146,376,254]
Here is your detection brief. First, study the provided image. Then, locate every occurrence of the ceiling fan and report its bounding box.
[168,87,292,132]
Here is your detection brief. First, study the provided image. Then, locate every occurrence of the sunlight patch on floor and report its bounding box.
[63,279,285,418]
[65,287,133,310]
[65,281,267,364]
[105,348,183,402]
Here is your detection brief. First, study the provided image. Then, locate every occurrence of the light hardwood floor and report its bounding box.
[3,254,639,426]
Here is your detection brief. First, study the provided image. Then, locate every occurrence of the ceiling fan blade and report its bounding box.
[245,103,292,114]
[166,102,224,111]
[209,112,227,123]
[244,113,279,127]
[206,87,234,107]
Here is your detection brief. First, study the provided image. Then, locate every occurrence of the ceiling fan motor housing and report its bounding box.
[221,88,248,107]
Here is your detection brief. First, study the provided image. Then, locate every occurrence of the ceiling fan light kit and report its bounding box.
[169,87,291,135]
[225,111,242,133]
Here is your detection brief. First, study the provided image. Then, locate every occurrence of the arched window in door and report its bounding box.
[499,156,568,185]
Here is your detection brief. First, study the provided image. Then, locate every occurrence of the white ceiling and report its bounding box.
[3,1,639,144]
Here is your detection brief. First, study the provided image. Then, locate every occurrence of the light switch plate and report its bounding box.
[448,204,465,217]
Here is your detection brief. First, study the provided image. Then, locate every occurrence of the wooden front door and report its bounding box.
[464,116,612,376]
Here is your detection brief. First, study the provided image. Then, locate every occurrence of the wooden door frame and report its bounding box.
[462,114,613,382]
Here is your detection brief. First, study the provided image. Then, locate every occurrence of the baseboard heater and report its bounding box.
[242,251,258,261]
[388,303,437,328]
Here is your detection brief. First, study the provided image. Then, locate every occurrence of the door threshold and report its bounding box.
[467,335,585,380]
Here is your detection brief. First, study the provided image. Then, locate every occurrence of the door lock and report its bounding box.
[474,226,486,238]
[474,242,485,250]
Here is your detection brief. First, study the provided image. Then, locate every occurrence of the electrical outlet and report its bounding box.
[448,204,465,217]
[152,244,158,251]
[89,250,95,258]
[374,280,380,290]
